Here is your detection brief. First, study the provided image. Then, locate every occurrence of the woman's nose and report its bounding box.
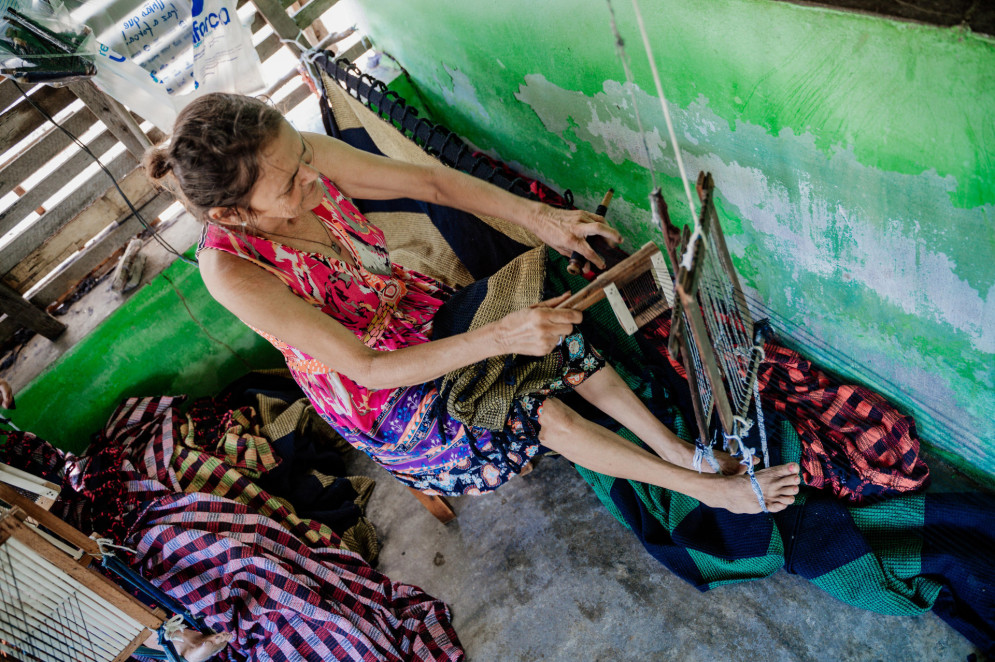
[301,163,320,184]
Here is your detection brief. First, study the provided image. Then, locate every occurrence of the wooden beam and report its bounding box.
[250,11,268,34]
[0,151,137,276]
[0,130,118,233]
[292,0,339,30]
[276,84,312,114]
[406,487,456,524]
[0,85,77,155]
[0,79,34,114]
[339,39,368,63]
[0,483,100,556]
[252,0,311,57]
[0,107,99,198]
[28,191,175,307]
[2,516,163,631]
[113,629,155,662]
[256,32,282,62]
[67,81,151,160]
[1,156,148,286]
[0,281,65,340]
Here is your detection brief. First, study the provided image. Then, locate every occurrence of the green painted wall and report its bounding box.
[357,0,995,477]
[14,251,281,454]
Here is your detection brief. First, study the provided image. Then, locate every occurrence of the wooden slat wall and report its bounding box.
[0,0,369,347]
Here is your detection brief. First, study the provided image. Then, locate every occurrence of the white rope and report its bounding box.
[606,0,659,191]
[95,538,138,556]
[629,0,699,229]
[161,614,186,642]
[279,35,323,94]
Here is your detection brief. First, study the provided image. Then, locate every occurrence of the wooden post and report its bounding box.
[67,81,151,160]
[406,487,456,524]
[251,0,312,57]
[0,281,65,340]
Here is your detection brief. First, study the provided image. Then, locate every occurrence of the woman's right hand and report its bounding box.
[490,292,583,356]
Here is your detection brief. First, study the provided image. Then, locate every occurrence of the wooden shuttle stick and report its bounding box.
[556,241,660,312]
[567,188,615,275]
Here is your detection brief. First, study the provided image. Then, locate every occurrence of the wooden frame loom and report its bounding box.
[654,172,766,450]
[0,484,166,662]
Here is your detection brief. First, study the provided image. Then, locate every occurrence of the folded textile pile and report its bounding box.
[0,374,465,662]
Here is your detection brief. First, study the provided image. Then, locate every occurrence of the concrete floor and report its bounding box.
[350,451,980,662]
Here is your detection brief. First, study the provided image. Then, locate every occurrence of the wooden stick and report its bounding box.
[406,487,456,524]
[557,242,659,311]
[0,482,101,557]
[567,188,615,275]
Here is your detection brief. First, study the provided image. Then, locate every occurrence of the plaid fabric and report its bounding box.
[756,344,929,501]
[0,388,464,661]
[180,373,380,562]
[135,494,462,662]
[639,314,929,502]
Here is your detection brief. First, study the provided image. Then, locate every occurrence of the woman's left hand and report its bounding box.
[530,206,623,270]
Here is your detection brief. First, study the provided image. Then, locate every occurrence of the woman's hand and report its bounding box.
[529,206,623,270]
[489,293,583,356]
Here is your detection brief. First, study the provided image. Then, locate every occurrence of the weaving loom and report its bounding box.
[654,174,767,461]
[0,485,166,662]
[1,460,59,511]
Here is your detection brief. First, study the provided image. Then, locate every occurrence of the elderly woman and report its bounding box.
[145,93,799,513]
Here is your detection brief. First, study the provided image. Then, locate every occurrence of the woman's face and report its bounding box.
[245,120,324,224]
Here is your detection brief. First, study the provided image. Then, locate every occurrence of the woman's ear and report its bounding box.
[207,206,244,226]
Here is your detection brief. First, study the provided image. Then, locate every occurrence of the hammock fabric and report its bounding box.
[0,378,465,662]
[314,57,994,655]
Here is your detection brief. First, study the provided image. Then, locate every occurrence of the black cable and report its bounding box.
[9,79,198,267]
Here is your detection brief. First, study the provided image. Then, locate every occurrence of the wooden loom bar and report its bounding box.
[557,242,660,312]
[113,629,156,662]
[66,81,152,160]
[0,511,163,630]
[651,188,714,446]
[0,483,101,557]
[696,172,754,340]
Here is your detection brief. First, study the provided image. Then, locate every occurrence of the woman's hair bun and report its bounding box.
[144,148,173,181]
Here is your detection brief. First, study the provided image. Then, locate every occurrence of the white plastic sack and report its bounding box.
[66,0,265,130]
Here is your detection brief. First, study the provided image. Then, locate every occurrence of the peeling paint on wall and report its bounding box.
[510,75,995,472]
[359,0,995,476]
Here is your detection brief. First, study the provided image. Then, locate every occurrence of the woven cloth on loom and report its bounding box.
[433,246,565,430]
[316,63,994,655]
[0,388,465,662]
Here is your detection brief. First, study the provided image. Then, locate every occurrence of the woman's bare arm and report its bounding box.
[302,132,622,268]
[199,250,581,390]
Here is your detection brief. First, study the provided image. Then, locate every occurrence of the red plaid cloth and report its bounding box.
[1,398,464,662]
[641,316,929,502]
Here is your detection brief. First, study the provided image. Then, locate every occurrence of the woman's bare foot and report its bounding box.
[0,379,14,409]
[171,629,234,662]
[698,463,801,514]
